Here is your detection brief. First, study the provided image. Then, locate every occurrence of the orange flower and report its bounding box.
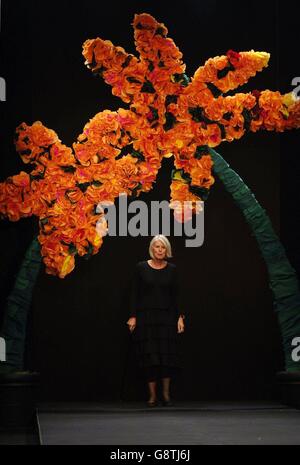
[1,13,300,277]
[169,181,203,223]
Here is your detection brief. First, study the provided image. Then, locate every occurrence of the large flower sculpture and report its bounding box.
[1,13,300,278]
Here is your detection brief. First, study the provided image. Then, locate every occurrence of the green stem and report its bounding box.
[0,237,42,372]
[210,148,300,371]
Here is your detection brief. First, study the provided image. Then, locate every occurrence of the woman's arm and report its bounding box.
[171,264,185,320]
[129,262,140,318]
[126,263,140,332]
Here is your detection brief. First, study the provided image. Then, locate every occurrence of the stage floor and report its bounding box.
[36,401,300,445]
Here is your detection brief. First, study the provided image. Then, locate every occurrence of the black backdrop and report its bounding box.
[0,0,299,401]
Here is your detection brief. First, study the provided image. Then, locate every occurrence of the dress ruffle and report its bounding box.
[132,307,182,368]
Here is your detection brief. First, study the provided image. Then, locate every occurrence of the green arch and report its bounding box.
[1,149,300,373]
[210,148,300,372]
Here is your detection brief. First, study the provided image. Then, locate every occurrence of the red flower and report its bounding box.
[226,50,241,67]
[252,90,262,100]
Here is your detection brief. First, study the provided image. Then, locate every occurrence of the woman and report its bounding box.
[127,235,185,407]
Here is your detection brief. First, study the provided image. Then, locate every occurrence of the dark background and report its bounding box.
[0,0,299,401]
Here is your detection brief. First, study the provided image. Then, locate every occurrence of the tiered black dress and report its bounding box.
[129,260,184,372]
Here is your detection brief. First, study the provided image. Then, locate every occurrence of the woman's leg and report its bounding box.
[162,376,171,401]
[148,381,157,402]
[144,366,159,402]
[161,366,177,401]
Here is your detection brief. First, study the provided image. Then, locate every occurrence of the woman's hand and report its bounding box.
[177,316,185,334]
[127,317,136,333]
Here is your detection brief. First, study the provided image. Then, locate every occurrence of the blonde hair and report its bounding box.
[149,235,172,259]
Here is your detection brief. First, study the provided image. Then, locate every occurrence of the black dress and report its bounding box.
[129,260,184,372]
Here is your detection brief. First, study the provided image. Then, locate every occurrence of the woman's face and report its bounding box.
[152,240,167,260]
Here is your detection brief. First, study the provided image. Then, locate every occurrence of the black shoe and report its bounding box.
[162,399,173,407]
[147,400,158,408]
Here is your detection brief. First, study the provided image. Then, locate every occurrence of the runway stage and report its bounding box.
[36,402,300,445]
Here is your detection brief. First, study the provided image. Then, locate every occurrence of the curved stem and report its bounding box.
[210,148,300,372]
[0,237,42,372]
